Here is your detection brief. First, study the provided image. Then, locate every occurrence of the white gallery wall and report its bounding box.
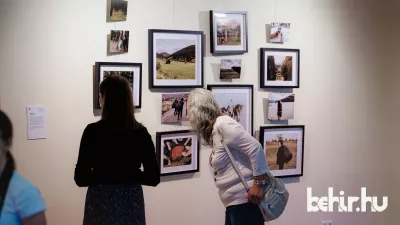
[1,0,399,224]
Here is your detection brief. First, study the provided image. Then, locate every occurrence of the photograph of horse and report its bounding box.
[214,93,247,130]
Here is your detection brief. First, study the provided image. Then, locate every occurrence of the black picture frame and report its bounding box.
[207,84,254,135]
[260,48,300,88]
[209,10,249,55]
[94,62,142,109]
[148,29,205,89]
[259,125,305,178]
[156,130,200,177]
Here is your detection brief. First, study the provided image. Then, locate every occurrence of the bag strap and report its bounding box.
[218,134,251,192]
[0,153,14,213]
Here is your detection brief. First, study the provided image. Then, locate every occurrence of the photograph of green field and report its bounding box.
[155,39,196,80]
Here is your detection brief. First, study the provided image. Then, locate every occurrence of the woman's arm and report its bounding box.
[217,118,269,176]
[137,129,160,187]
[74,125,95,187]
[22,212,46,225]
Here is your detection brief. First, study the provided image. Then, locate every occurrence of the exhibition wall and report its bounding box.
[0,0,399,224]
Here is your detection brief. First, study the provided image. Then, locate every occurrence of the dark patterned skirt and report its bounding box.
[83,184,145,225]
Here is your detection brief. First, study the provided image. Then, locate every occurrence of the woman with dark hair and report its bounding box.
[74,75,160,225]
[267,56,276,81]
[0,110,47,225]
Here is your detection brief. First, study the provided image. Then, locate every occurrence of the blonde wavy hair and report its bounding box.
[187,88,221,146]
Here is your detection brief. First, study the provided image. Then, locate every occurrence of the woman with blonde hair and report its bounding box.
[187,88,270,225]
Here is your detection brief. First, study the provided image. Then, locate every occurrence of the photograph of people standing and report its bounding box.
[161,93,189,123]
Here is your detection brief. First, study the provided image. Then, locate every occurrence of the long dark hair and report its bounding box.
[0,110,16,169]
[99,74,142,129]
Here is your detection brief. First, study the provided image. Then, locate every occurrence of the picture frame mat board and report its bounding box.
[94,62,142,109]
[259,125,304,178]
[148,29,205,89]
[207,84,254,134]
[156,130,200,176]
[210,10,248,55]
[260,48,300,88]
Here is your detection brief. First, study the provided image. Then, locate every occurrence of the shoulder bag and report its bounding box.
[219,136,289,222]
[0,153,14,213]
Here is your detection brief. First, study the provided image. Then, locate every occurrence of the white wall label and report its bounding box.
[27,105,47,140]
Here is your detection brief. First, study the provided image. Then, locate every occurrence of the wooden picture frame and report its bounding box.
[259,125,305,178]
[260,48,300,88]
[156,130,200,177]
[210,10,249,55]
[207,84,254,135]
[148,29,205,89]
[94,62,142,109]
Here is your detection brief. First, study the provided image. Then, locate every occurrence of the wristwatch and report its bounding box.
[254,178,268,186]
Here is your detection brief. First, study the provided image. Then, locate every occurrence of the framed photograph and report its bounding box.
[207,85,253,134]
[161,92,189,124]
[156,130,200,176]
[220,59,242,79]
[109,30,129,53]
[210,10,248,55]
[148,29,205,89]
[109,0,128,22]
[94,62,142,109]
[268,93,295,120]
[260,125,305,178]
[260,48,300,88]
[270,23,291,43]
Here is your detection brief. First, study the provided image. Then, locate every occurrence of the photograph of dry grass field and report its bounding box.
[220,59,242,79]
[109,0,128,22]
[265,136,297,170]
[156,39,196,80]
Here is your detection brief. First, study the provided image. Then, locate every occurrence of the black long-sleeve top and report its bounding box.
[74,120,160,187]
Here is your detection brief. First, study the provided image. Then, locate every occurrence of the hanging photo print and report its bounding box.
[270,23,291,43]
[161,92,189,124]
[268,93,295,121]
[259,125,305,178]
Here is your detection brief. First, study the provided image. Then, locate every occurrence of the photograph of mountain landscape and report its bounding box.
[155,39,196,80]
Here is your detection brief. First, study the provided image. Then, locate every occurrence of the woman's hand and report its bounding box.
[247,185,264,205]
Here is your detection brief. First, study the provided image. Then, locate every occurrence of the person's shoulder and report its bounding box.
[8,172,40,198]
[84,120,104,132]
[216,115,238,127]
[133,125,150,136]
